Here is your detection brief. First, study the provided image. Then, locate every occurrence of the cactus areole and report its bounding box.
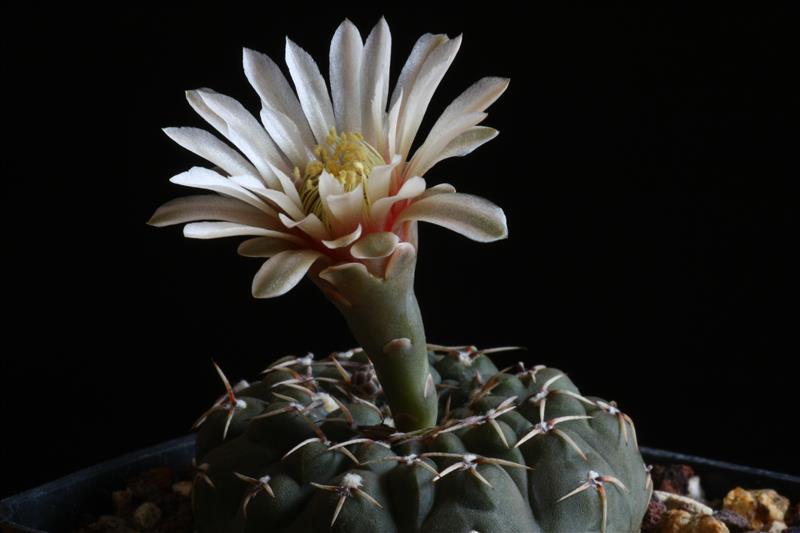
[150,17,651,533]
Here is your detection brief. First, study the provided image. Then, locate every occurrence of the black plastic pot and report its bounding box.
[2,436,799,533]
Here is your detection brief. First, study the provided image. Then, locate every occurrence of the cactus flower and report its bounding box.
[150,18,508,432]
[150,17,508,299]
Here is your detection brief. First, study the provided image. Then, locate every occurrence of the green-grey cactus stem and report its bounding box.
[310,244,438,432]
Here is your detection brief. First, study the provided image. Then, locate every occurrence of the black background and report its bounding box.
[2,6,795,498]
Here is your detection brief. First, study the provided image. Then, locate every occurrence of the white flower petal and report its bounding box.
[396,192,508,242]
[428,77,509,140]
[186,89,288,188]
[385,89,403,159]
[350,232,399,260]
[418,183,457,199]
[326,183,365,234]
[259,106,312,169]
[365,155,401,205]
[163,127,258,177]
[285,38,336,145]
[184,89,225,132]
[252,249,324,298]
[330,19,363,133]
[265,161,303,208]
[396,35,462,158]
[370,176,427,228]
[322,224,362,249]
[230,176,306,221]
[243,47,316,147]
[148,194,279,229]
[418,127,498,176]
[278,212,329,241]
[406,112,486,178]
[169,167,276,216]
[183,222,305,245]
[361,17,391,152]
[318,170,344,221]
[405,76,507,177]
[237,237,300,257]
[390,33,442,110]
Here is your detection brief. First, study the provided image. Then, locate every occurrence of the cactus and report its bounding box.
[149,17,652,533]
[191,347,651,533]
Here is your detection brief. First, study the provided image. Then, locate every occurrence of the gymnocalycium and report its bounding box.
[150,17,651,533]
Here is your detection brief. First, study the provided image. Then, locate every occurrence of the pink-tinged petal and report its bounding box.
[242,47,316,147]
[395,35,462,158]
[350,232,399,260]
[365,155,401,205]
[229,176,305,221]
[148,194,280,229]
[285,38,336,145]
[183,222,306,245]
[252,250,324,298]
[329,19,363,133]
[326,183,365,233]
[278,213,329,241]
[186,89,289,188]
[163,127,258,178]
[237,237,300,258]
[417,127,499,176]
[361,17,391,152]
[322,224,362,249]
[259,106,312,169]
[169,167,276,217]
[370,176,427,228]
[396,192,508,242]
[406,112,486,178]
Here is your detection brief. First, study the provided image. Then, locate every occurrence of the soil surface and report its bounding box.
[72,467,193,533]
[643,463,800,533]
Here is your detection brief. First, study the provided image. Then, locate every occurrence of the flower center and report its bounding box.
[298,129,384,217]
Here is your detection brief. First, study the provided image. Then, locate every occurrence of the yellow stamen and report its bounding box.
[301,128,384,220]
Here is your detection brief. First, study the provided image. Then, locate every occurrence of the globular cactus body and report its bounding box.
[193,347,650,533]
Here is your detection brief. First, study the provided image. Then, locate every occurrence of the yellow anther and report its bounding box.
[300,130,384,219]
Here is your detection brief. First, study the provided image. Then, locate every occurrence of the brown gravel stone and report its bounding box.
[171,480,193,498]
[656,509,730,533]
[652,464,697,495]
[714,509,751,533]
[110,488,132,516]
[132,501,162,529]
[643,498,669,531]
[724,487,790,532]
